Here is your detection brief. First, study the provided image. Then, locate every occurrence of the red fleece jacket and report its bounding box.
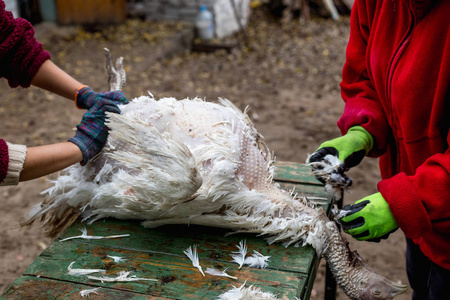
[338,0,450,269]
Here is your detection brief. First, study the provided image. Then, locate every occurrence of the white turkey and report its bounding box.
[22,50,407,300]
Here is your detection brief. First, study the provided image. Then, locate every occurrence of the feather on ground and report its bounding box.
[230,240,248,270]
[87,271,157,283]
[205,268,237,280]
[218,282,279,300]
[183,244,205,276]
[79,287,100,298]
[67,261,105,276]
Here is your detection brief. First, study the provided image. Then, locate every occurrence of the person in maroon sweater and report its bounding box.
[0,1,128,185]
[308,0,450,299]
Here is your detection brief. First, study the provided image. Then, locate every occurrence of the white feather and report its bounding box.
[79,287,100,298]
[87,271,157,283]
[306,153,351,198]
[107,255,127,263]
[306,153,342,174]
[230,240,248,269]
[243,251,270,269]
[67,261,105,276]
[217,282,279,300]
[183,244,205,276]
[205,267,237,280]
[59,227,130,242]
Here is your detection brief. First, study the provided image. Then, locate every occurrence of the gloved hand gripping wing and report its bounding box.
[306,126,374,192]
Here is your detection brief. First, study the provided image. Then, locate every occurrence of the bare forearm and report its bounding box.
[30,60,82,100]
[20,142,83,181]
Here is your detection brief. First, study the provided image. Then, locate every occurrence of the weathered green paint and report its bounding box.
[275,162,333,213]
[2,162,332,300]
[1,276,167,299]
[57,220,317,273]
[274,161,322,185]
[22,235,305,298]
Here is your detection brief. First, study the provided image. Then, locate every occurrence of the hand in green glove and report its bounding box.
[339,192,399,242]
[307,126,373,187]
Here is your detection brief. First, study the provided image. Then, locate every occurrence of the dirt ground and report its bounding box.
[0,6,412,299]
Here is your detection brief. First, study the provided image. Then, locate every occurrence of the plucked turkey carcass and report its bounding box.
[22,52,407,300]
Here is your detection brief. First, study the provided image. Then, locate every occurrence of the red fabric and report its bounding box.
[0,0,50,87]
[338,0,450,269]
[0,139,8,183]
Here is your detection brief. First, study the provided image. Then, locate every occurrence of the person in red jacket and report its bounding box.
[308,0,450,299]
[0,1,128,185]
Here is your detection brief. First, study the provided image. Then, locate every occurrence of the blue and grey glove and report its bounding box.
[75,85,129,109]
[69,99,120,165]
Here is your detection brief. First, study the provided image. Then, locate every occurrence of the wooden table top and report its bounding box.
[1,162,333,300]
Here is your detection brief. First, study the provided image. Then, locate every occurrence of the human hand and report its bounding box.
[75,85,129,109]
[69,99,120,165]
[339,192,398,242]
[306,126,373,187]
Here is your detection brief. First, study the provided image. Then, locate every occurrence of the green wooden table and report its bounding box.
[1,162,334,300]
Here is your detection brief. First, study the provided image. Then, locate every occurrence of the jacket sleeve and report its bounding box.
[378,147,450,240]
[337,0,390,157]
[0,0,50,88]
[0,139,27,186]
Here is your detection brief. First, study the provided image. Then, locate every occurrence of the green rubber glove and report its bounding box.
[309,126,373,169]
[339,192,399,242]
[307,126,374,187]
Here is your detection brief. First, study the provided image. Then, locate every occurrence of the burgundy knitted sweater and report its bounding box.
[0,0,51,183]
[0,0,50,87]
[0,139,8,183]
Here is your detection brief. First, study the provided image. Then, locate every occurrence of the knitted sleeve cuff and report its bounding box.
[1,142,27,186]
